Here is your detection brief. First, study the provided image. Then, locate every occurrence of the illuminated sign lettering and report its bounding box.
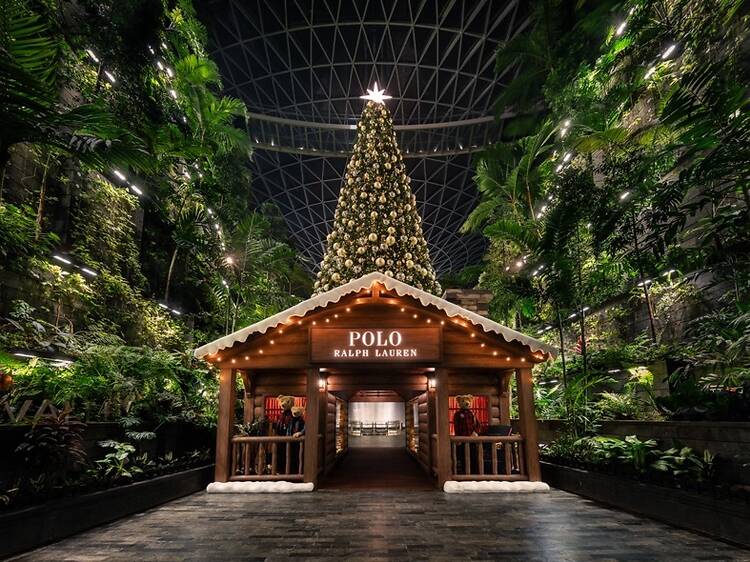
[310,327,441,363]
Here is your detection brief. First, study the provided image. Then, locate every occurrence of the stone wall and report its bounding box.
[442,288,493,317]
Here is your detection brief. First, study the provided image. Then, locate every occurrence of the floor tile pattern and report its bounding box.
[12,489,750,561]
[321,448,434,490]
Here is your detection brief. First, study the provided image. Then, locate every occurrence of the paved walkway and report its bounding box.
[321,447,434,490]
[11,489,749,561]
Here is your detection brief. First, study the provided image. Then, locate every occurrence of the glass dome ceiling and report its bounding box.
[196,0,528,275]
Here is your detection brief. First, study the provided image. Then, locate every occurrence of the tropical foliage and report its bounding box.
[543,434,716,487]
[466,0,750,421]
[0,0,308,357]
[0,4,312,506]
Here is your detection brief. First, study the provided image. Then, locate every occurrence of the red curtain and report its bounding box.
[264,396,307,422]
[448,395,489,435]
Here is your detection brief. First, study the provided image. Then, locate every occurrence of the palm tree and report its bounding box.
[174,54,251,158]
[463,120,557,241]
[493,0,620,132]
[222,214,298,332]
[0,3,153,173]
[163,193,212,303]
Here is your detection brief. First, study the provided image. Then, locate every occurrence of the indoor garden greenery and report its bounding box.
[0,0,308,507]
[465,0,750,437]
[1,0,749,510]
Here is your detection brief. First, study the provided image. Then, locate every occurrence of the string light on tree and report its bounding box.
[314,85,440,295]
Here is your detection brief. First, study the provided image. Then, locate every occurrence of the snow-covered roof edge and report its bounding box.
[194,272,557,359]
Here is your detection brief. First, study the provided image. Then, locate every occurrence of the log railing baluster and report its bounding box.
[446,435,528,481]
[257,443,265,475]
[503,443,516,474]
[228,436,306,481]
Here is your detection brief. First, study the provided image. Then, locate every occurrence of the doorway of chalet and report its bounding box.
[321,390,433,490]
[349,391,405,448]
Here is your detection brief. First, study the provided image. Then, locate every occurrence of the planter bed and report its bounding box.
[0,464,214,559]
[542,461,750,548]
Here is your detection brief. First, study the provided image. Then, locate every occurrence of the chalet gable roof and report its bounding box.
[193,272,557,359]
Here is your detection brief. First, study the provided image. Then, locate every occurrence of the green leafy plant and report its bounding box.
[651,447,715,483]
[95,440,141,480]
[545,433,716,486]
[236,416,269,437]
[617,435,659,473]
[0,204,58,266]
[14,412,88,489]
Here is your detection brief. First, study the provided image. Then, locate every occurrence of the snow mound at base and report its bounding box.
[443,480,550,493]
[206,481,315,493]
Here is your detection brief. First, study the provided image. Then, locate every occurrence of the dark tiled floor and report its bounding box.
[11,489,750,561]
[321,447,433,490]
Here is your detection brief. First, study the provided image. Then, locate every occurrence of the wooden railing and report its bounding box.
[230,436,304,481]
[349,421,403,436]
[449,435,526,481]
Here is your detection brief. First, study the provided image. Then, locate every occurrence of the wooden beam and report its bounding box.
[443,355,533,369]
[434,368,451,489]
[499,372,511,426]
[241,371,254,424]
[215,368,236,482]
[303,369,320,488]
[516,367,541,481]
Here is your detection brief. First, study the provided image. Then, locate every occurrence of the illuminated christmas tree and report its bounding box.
[314,84,441,295]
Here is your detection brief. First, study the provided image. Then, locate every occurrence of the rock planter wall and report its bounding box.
[520,419,750,485]
[0,464,214,559]
[542,462,750,548]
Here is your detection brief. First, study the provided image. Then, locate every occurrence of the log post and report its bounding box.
[499,372,511,426]
[241,371,254,424]
[434,368,451,488]
[215,367,237,482]
[500,371,513,472]
[303,369,320,488]
[515,367,541,481]
[427,386,437,473]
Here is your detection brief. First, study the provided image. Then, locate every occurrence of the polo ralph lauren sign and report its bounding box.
[310,327,441,363]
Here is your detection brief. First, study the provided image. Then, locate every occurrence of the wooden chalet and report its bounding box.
[194,272,556,489]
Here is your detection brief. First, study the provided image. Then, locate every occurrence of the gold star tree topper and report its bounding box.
[360,82,392,104]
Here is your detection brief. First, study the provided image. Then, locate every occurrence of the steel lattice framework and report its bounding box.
[196,0,528,274]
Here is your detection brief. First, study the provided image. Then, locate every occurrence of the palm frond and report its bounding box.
[483,219,539,253]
